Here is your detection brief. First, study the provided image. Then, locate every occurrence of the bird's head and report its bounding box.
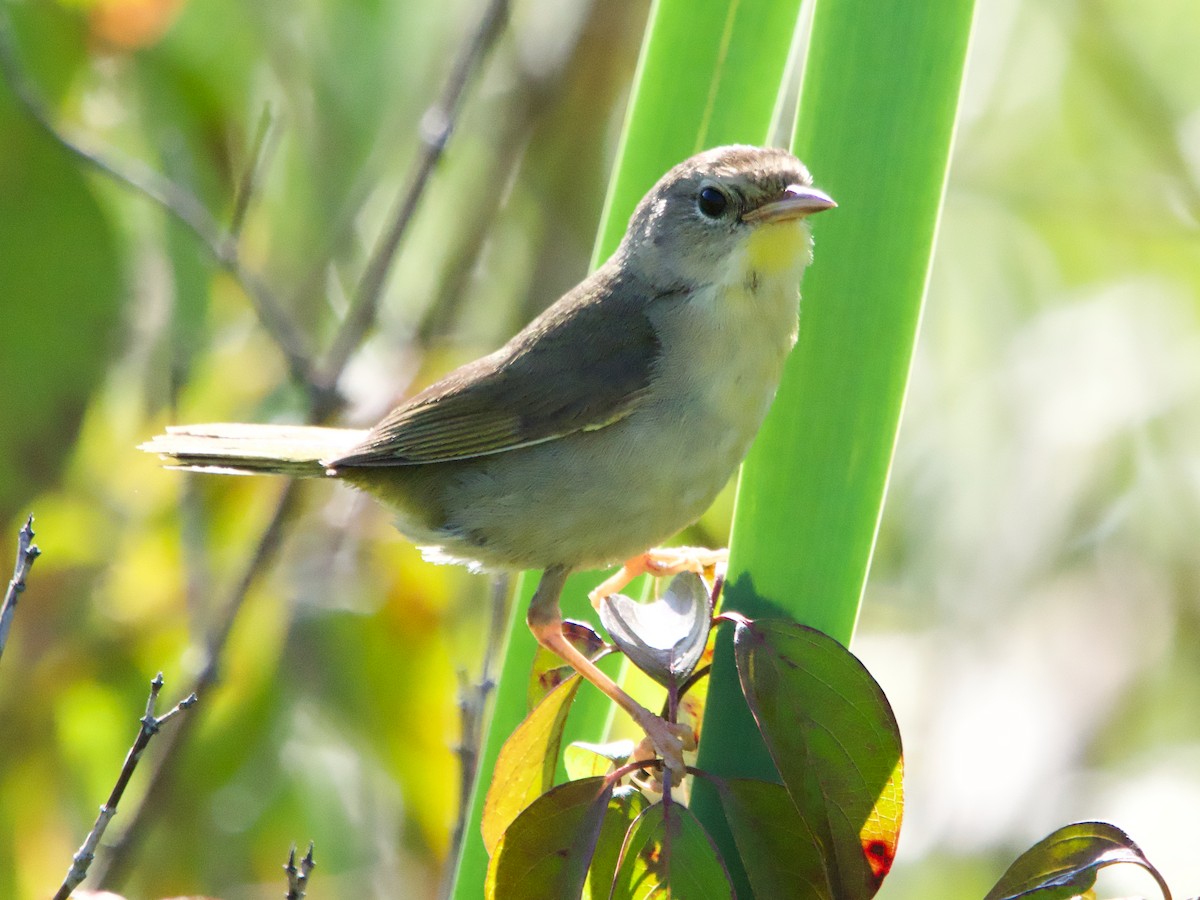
[621,145,835,292]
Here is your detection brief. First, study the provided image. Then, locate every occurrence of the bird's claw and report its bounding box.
[632,711,696,779]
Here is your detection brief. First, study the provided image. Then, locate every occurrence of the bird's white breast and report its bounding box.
[634,218,811,517]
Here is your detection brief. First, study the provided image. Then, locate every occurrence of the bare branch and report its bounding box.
[318,0,512,390]
[0,515,41,667]
[52,674,198,900]
[284,842,316,899]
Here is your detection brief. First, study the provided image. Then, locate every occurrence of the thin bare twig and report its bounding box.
[92,482,301,890]
[52,674,198,900]
[0,12,318,389]
[318,0,512,390]
[0,515,40,667]
[284,842,316,900]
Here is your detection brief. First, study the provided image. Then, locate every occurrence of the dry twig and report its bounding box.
[284,842,316,900]
[91,481,301,888]
[442,575,511,899]
[0,515,40,667]
[52,674,198,900]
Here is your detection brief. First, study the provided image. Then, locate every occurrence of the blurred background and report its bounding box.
[0,0,1196,897]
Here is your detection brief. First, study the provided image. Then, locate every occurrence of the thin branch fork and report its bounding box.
[52,674,198,900]
[89,480,301,890]
[0,515,41,667]
[284,842,316,900]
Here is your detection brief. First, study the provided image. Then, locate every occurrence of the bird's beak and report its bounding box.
[743,184,837,223]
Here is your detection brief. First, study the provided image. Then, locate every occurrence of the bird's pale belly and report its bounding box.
[375,398,757,572]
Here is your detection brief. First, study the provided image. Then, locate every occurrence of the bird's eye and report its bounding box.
[697,185,728,218]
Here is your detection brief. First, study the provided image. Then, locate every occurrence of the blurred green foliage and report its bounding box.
[0,0,1197,898]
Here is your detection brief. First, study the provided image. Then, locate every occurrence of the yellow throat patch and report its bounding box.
[744,219,811,278]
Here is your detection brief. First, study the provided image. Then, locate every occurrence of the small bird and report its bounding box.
[142,145,834,774]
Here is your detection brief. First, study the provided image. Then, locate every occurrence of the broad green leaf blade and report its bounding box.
[610,801,734,900]
[717,777,831,900]
[735,619,903,899]
[983,821,1173,900]
[583,788,649,900]
[482,674,582,854]
[485,776,614,900]
[692,0,974,888]
[733,0,976,639]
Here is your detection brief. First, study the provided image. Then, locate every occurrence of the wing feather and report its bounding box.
[328,266,667,468]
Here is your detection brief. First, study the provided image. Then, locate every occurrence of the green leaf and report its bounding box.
[716,778,831,899]
[583,788,649,900]
[983,821,1173,900]
[734,619,903,899]
[482,674,582,854]
[485,776,614,900]
[610,801,734,899]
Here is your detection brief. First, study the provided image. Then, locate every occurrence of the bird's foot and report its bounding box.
[588,546,728,605]
[630,708,696,781]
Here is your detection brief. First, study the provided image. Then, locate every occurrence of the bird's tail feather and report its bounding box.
[139,423,368,477]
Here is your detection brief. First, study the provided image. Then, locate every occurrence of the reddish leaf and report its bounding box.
[485,776,614,900]
[984,821,1172,900]
[735,619,903,899]
[528,620,606,708]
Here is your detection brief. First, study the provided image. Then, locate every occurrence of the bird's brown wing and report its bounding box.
[328,272,667,467]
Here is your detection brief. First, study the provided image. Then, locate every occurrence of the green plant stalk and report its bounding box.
[447,0,802,895]
[690,0,977,892]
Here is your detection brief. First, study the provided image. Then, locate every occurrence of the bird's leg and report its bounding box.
[587,546,729,603]
[527,566,694,776]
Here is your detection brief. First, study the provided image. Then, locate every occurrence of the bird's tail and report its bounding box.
[139,423,369,477]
